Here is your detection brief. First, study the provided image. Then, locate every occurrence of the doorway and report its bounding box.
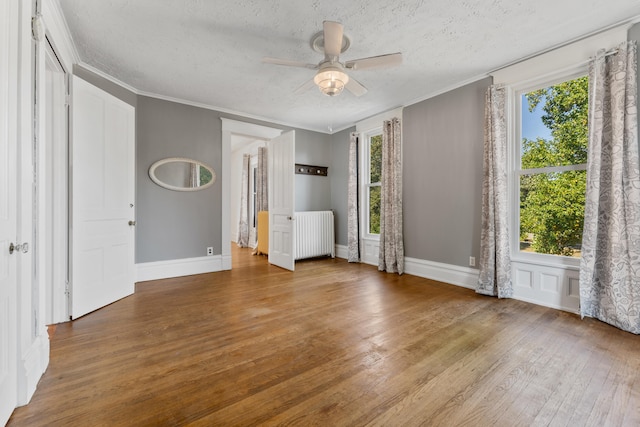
[230,136,266,248]
[220,119,282,269]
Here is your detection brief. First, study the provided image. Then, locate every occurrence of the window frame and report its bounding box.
[361,127,383,240]
[509,67,588,268]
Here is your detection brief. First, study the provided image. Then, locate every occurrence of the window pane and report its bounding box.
[521,76,588,169]
[369,134,382,183]
[368,186,380,234]
[199,165,212,185]
[519,170,586,257]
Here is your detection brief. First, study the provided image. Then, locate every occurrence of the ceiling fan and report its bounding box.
[263,21,402,97]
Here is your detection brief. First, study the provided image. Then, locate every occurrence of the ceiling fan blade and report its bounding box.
[345,52,402,71]
[323,21,344,59]
[345,77,368,97]
[262,57,318,69]
[294,78,316,94]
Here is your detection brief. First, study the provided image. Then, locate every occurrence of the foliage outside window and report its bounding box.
[367,133,382,235]
[519,76,588,257]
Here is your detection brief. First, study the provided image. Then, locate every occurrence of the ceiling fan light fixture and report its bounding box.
[314,66,349,96]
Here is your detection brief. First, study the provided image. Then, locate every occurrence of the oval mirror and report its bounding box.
[149,157,216,192]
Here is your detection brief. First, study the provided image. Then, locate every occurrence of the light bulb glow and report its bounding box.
[314,66,349,96]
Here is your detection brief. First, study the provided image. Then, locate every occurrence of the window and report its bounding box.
[365,132,382,235]
[517,75,588,258]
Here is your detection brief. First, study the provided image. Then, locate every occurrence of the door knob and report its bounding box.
[128,220,136,226]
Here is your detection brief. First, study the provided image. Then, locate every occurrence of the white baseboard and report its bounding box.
[136,255,223,282]
[335,244,479,290]
[222,254,232,270]
[17,331,49,406]
[335,244,348,259]
[404,256,479,289]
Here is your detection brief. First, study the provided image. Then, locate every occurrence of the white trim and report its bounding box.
[75,63,139,94]
[76,63,335,135]
[16,333,49,406]
[404,256,479,290]
[491,16,639,77]
[402,74,492,113]
[385,255,580,313]
[335,244,348,259]
[41,0,79,69]
[221,254,232,270]
[513,294,580,314]
[492,26,627,85]
[349,250,579,314]
[221,119,282,272]
[361,238,379,266]
[356,107,403,133]
[512,260,580,314]
[136,255,223,282]
[499,44,592,313]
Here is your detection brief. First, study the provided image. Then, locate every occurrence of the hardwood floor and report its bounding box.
[8,246,640,426]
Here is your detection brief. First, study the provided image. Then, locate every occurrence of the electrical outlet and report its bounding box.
[206,247,213,256]
[469,256,476,267]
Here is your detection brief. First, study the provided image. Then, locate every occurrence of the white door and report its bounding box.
[71,76,135,319]
[0,0,18,422]
[268,131,295,271]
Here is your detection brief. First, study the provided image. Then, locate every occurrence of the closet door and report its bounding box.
[71,76,135,318]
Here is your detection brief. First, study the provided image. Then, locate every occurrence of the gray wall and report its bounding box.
[136,96,222,263]
[403,77,491,268]
[327,80,490,265]
[295,130,332,211]
[73,65,137,107]
[329,127,354,246]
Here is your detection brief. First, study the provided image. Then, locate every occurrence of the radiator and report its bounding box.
[295,211,335,260]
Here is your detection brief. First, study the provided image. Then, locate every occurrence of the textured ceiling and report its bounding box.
[58,0,640,133]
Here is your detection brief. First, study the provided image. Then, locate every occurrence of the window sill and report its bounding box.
[511,252,580,270]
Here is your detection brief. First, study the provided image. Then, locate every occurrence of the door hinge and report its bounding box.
[31,14,44,42]
[65,94,71,107]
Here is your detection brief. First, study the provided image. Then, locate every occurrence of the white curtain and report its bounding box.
[378,118,404,274]
[237,154,250,247]
[579,41,640,334]
[476,85,513,298]
[256,146,268,212]
[347,132,360,262]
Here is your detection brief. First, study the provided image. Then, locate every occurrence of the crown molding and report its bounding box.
[77,64,334,134]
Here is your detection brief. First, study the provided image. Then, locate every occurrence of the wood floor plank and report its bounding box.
[8,246,640,426]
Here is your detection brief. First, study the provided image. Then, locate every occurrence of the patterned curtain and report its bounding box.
[476,85,513,298]
[347,132,360,262]
[579,41,640,334]
[378,118,404,274]
[256,146,268,212]
[237,154,250,247]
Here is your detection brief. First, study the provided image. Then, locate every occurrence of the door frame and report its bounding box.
[39,37,70,324]
[220,118,281,269]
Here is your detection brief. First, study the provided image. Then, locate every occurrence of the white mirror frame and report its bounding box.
[149,157,216,192]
